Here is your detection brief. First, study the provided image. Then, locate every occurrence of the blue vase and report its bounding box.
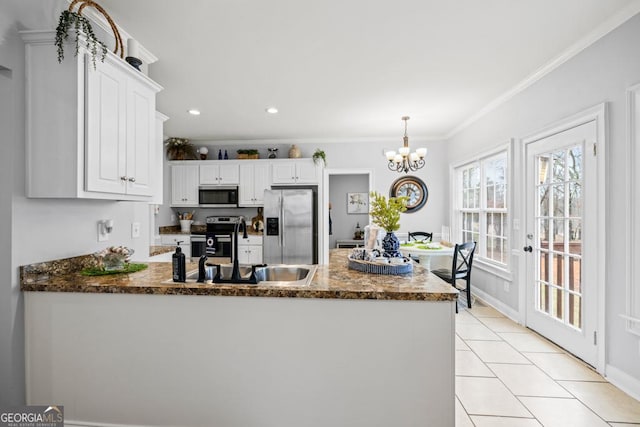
[382,231,401,258]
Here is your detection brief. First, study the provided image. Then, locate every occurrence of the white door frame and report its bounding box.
[518,103,607,373]
[322,168,374,264]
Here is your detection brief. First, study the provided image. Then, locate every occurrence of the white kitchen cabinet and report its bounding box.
[21,31,162,200]
[239,162,271,206]
[199,162,240,185]
[171,164,199,206]
[237,235,263,264]
[150,112,169,205]
[271,159,320,184]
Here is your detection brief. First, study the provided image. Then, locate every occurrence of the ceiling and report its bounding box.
[92,1,639,141]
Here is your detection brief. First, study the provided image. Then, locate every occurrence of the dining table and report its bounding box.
[400,241,455,271]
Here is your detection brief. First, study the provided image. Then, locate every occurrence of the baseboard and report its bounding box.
[470,287,522,323]
[605,364,640,401]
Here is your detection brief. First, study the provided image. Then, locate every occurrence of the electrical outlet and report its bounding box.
[503,281,509,292]
[131,222,141,238]
[98,223,108,242]
[171,214,176,222]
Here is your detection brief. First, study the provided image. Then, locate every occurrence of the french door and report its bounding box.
[524,120,599,367]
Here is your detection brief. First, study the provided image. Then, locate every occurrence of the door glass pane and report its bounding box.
[552,151,565,182]
[550,286,563,320]
[539,185,550,216]
[553,219,565,249]
[552,253,564,288]
[539,250,550,284]
[538,219,549,249]
[568,146,582,180]
[538,155,551,184]
[538,282,550,314]
[568,256,581,292]
[569,219,582,255]
[568,182,582,217]
[569,293,582,328]
[552,184,565,217]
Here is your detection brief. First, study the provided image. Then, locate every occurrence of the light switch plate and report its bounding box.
[131,222,141,239]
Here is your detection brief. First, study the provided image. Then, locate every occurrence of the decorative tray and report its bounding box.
[81,263,148,276]
[347,255,413,275]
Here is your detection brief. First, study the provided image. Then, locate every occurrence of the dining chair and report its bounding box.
[406,231,434,263]
[408,231,433,242]
[432,241,476,313]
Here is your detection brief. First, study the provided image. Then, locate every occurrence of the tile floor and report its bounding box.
[455,300,640,426]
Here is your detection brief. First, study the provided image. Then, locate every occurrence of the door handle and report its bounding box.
[523,246,533,253]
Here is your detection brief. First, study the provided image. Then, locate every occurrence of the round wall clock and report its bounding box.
[389,176,428,213]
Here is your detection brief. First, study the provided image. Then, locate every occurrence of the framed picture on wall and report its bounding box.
[347,192,368,214]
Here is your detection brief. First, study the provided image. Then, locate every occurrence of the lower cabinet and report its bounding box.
[159,234,191,258]
[237,235,263,264]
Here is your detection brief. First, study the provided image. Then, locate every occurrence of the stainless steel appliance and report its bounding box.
[191,233,206,259]
[263,188,317,264]
[198,186,238,208]
[204,216,239,261]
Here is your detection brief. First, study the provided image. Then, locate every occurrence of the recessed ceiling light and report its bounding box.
[188,109,201,115]
[265,107,278,114]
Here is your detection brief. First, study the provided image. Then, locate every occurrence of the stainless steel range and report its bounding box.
[193,216,241,262]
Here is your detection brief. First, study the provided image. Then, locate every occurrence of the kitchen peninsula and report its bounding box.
[21,250,457,426]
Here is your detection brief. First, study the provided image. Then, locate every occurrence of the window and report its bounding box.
[456,151,508,267]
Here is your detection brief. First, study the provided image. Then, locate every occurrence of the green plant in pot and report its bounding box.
[312,149,326,166]
[165,137,197,160]
[369,191,408,257]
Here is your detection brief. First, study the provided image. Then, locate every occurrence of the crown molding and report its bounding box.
[445,0,640,140]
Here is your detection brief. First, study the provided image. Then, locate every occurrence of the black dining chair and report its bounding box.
[408,231,433,242]
[432,241,477,313]
[406,231,434,263]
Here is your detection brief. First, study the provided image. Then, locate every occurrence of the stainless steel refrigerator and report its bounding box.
[263,188,317,264]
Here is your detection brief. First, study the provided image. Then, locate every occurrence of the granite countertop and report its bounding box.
[149,246,175,257]
[159,225,263,236]
[20,250,457,301]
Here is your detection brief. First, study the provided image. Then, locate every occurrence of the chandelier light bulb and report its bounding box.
[398,146,410,156]
[385,151,396,161]
[416,147,427,158]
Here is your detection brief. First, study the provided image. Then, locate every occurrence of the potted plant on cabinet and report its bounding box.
[312,149,326,166]
[237,149,260,159]
[369,191,408,257]
[165,137,197,160]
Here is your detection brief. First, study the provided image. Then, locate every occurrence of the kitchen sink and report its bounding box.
[175,264,317,286]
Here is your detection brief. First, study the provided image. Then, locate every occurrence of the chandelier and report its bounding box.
[385,116,427,173]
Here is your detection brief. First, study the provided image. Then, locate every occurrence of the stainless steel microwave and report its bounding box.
[198,186,238,207]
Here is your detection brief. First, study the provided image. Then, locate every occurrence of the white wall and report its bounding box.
[447,13,640,389]
[0,0,153,405]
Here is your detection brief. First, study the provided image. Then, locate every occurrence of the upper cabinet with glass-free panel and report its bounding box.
[271,159,320,185]
[199,162,240,185]
[21,31,162,200]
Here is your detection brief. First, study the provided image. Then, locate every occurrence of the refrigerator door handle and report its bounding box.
[280,196,285,248]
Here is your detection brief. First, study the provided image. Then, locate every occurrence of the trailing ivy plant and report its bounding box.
[312,148,326,166]
[55,10,107,69]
